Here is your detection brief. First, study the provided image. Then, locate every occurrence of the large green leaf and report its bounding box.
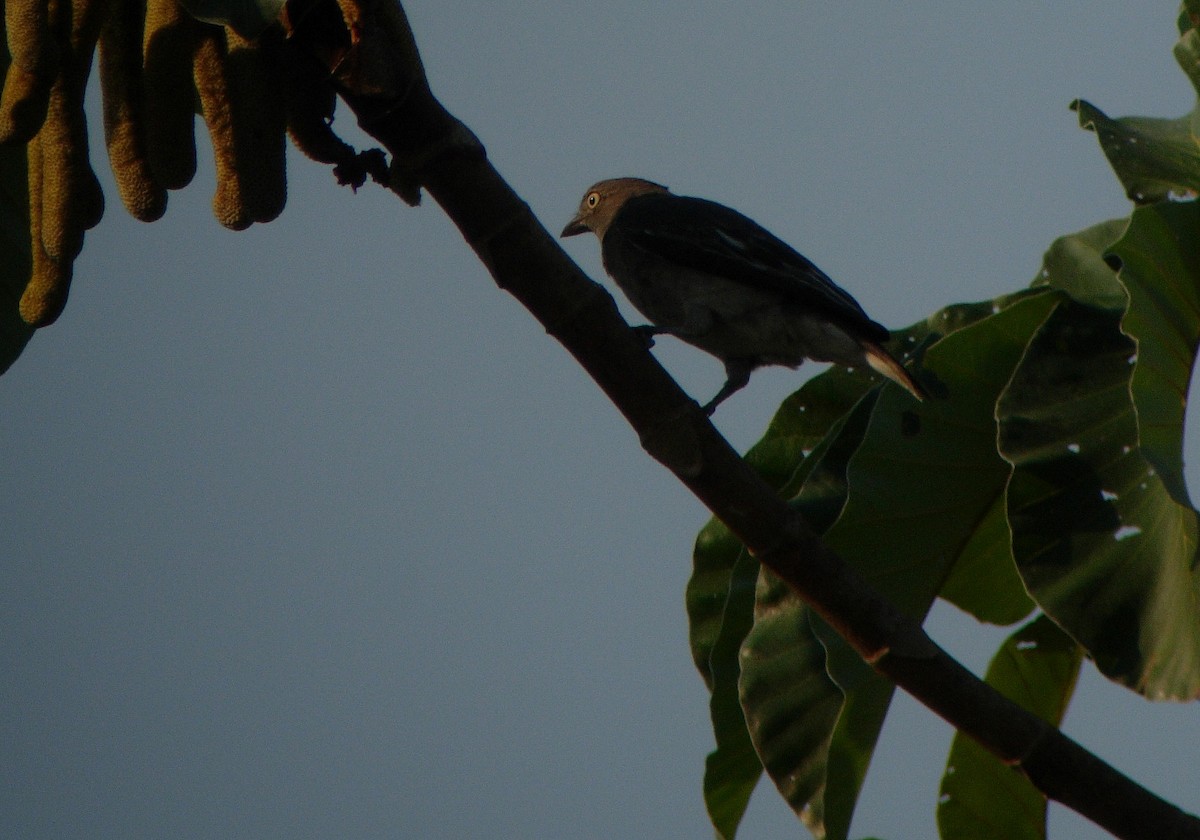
[1116,203,1200,507]
[688,370,875,689]
[1071,3,1200,205]
[685,286,1051,698]
[689,370,880,838]
[937,615,1083,840]
[731,289,1056,840]
[688,284,1052,838]
[1000,203,1200,700]
[737,391,880,839]
[0,44,35,374]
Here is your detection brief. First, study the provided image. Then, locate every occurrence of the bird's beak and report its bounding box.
[560,215,588,238]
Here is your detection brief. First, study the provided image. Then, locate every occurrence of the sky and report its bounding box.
[2,2,1197,838]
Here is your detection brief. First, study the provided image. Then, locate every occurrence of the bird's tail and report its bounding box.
[863,342,929,401]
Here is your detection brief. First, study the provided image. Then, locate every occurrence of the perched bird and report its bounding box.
[561,177,927,414]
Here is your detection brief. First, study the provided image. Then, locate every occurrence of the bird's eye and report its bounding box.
[586,192,600,208]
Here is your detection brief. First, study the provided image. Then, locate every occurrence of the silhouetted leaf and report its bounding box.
[689,371,877,837]
[1001,203,1200,700]
[937,615,1083,840]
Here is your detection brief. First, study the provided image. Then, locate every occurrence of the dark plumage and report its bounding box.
[561,177,927,414]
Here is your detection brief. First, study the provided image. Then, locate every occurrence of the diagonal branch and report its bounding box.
[285,1,1200,837]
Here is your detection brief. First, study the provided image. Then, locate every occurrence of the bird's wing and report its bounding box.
[613,193,890,341]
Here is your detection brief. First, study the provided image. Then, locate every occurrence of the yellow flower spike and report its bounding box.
[100,0,168,221]
[193,23,251,229]
[40,0,107,263]
[20,132,73,327]
[0,0,58,144]
[223,25,286,224]
[142,0,197,189]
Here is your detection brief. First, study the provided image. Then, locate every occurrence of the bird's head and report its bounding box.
[560,178,669,240]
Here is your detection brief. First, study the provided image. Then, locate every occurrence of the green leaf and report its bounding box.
[1072,12,1200,206]
[1176,2,1200,97]
[178,0,285,37]
[821,291,1058,628]
[700,543,764,840]
[688,346,890,691]
[1000,203,1200,700]
[1030,217,1129,308]
[937,615,1083,840]
[737,391,880,839]
[0,48,35,374]
[732,290,1056,840]
[686,283,1043,697]
[688,370,879,838]
[1115,203,1200,506]
[1072,100,1200,204]
[812,638,894,840]
[738,568,844,839]
[935,494,1027,626]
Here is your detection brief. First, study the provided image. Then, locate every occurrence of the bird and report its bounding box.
[560,177,928,415]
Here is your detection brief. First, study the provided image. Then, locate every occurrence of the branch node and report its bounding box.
[864,645,892,665]
[1010,718,1056,768]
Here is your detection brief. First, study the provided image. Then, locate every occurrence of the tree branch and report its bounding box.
[287,1,1200,837]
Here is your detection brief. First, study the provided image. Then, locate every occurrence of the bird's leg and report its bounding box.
[701,359,755,416]
[631,324,667,349]
[634,320,711,349]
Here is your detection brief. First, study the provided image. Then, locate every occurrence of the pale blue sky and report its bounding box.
[2,3,1196,838]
